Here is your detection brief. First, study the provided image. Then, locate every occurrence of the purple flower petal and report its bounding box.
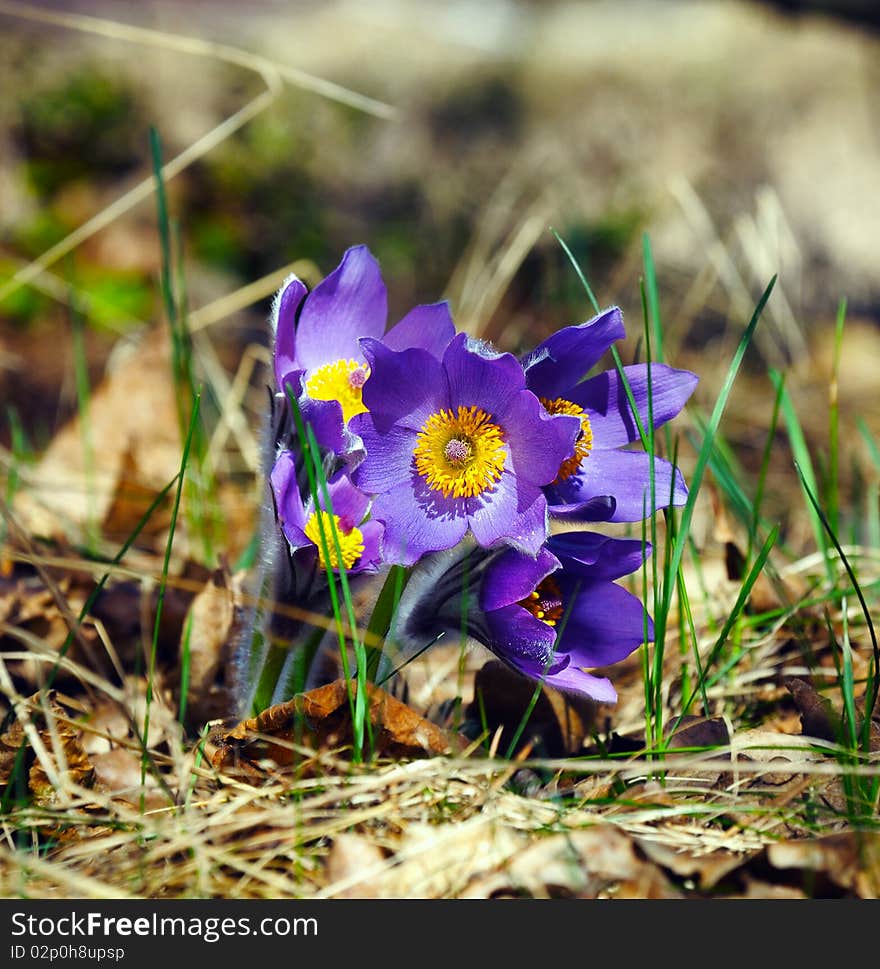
[485,604,558,667]
[569,364,698,449]
[269,450,309,548]
[383,301,456,359]
[548,531,649,582]
[443,333,525,419]
[544,494,617,521]
[276,368,304,403]
[539,662,618,703]
[353,519,384,573]
[548,449,687,522]
[481,546,560,612]
[467,473,548,556]
[272,276,307,391]
[295,246,388,371]
[359,339,449,431]
[298,395,347,456]
[503,390,580,486]
[556,580,652,666]
[320,472,371,530]
[495,651,618,702]
[370,477,469,566]
[522,307,624,400]
[351,415,418,494]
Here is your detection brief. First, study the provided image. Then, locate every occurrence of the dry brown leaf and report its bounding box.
[13,326,181,544]
[785,676,841,742]
[177,564,240,727]
[326,821,523,898]
[0,691,95,806]
[212,678,462,775]
[767,832,880,898]
[635,839,758,891]
[467,825,680,899]
[325,833,388,898]
[785,675,880,749]
[0,564,100,686]
[90,747,169,811]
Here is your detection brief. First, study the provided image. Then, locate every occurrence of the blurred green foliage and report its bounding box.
[17,65,145,197]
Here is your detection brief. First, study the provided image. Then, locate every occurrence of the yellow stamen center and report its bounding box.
[303,511,364,570]
[540,396,594,482]
[518,576,564,627]
[305,358,370,423]
[413,405,506,499]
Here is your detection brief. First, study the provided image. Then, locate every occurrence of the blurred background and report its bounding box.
[1,0,879,550]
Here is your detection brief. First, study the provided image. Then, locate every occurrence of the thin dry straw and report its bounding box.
[0,0,396,306]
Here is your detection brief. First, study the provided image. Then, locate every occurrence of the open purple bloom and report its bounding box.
[271,245,455,457]
[269,449,383,574]
[522,306,698,522]
[392,531,651,702]
[350,332,581,566]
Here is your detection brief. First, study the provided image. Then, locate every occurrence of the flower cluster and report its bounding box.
[258,244,697,704]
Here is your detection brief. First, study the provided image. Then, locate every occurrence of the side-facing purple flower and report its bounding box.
[392,531,652,702]
[350,332,581,566]
[270,449,383,574]
[522,306,698,522]
[484,531,651,701]
[272,245,455,457]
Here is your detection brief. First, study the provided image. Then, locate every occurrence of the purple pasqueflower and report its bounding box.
[269,449,383,574]
[349,332,581,566]
[271,245,455,456]
[392,531,652,702]
[522,306,698,522]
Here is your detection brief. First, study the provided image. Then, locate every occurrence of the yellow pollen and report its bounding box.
[518,577,564,627]
[303,511,364,570]
[540,396,594,482]
[413,405,506,499]
[305,358,370,423]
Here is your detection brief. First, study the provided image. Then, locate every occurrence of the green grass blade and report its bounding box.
[141,390,201,807]
[2,407,27,546]
[642,232,664,364]
[771,370,832,582]
[365,564,410,681]
[661,277,776,623]
[304,420,372,757]
[827,298,847,534]
[503,580,582,761]
[750,371,785,559]
[687,525,778,703]
[551,228,601,315]
[42,475,181,694]
[858,417,880,471]
[794,461,879,723]
[283,385,368,760]
[70,291,98,554]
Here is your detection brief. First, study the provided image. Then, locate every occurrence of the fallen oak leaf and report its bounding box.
[212,678,463,775]
[0,690,96,807]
